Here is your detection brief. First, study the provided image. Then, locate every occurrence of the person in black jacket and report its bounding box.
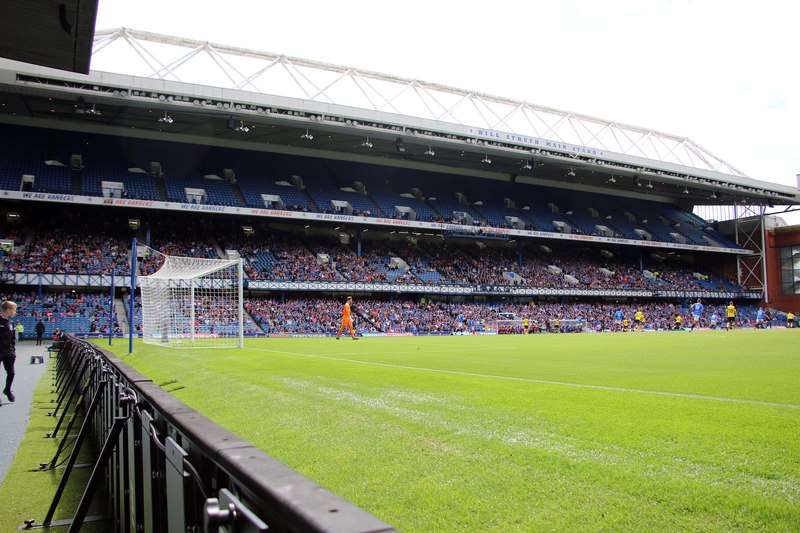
[35,319,45,346]
[0,300,18,404]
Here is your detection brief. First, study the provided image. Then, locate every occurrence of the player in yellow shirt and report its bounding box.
[674,314,683,330]
[786,311,794,328]
[633,310,644,332]
[622,318,629,332]
[725,301,737,331]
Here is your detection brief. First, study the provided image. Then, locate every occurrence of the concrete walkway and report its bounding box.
[0,342,50,485]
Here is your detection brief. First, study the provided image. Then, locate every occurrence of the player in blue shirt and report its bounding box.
[455,313,466,333]
[613,310,624,332]
[755,307,766,328]
[689,298,704,331]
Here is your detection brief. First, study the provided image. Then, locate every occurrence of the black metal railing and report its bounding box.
[34,335,397,533]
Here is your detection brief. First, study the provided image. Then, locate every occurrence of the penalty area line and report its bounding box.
[250,347,800,410]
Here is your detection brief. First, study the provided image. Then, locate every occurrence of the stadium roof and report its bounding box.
[90,29,746,177]
[0,28,798,207]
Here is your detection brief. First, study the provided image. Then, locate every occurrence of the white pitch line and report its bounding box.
[251,347,800,410]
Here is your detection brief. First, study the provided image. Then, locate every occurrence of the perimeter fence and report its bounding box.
[35,335,397,532]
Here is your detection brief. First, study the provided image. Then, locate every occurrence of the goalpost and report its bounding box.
[139,248,244,349]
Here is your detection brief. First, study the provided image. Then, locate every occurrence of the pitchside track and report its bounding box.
[104,330,800,532]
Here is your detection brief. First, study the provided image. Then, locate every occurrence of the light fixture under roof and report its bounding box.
[301,129,313,140]
[158,111,173,124]
[235,121,250,133]
[361,137,373,148]
[424,146,435,156]
[522,160,532,170]
[567,168,576,177]
[711,191,718,199]
[683,187,690,194]
[646,181,654,189]
[85,103,101,115]
[607,175,616,183]
[481,154,491,164]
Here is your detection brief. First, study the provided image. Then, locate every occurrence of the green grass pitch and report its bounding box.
[103,329,800,532]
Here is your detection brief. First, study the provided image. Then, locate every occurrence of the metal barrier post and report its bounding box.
[49,354,88,420]
[164,437,190,533]
[42,378,108,526]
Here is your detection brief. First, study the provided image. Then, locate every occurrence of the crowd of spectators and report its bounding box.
[5,229,130,274]
[1,289,785,339]
[240,296,776,335]
[0,205,747,298]
[1,220,746,294]
[2,290,121,336]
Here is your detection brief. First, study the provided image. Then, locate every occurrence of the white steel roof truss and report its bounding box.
[204,44,255,89]
[309,68,358,103]
[490,103,525,135]
[644,132,667,162]
[85,29,750,177]
[437,91,474,125]
[153,45,205,82]
[475,98,510,132]
[539,112,571,143]
[279,59,317,100]
[411,84,448,123]
[233,58,282,92]
[122,32,178,81]
[468,95,496,131]
[347,71,384,111]
[566,115,592,147]
[581,120,614,152]
[378,81,420,115]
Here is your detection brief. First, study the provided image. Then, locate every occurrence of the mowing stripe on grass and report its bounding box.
[252,347,800,410]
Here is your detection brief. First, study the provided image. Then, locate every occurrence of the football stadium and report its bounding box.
[0,3,799,532]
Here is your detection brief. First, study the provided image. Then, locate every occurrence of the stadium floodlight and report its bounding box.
[424,146,435,156]
[235,121,250,133]
[139,248,244,349]
[481,154,491,164]
[711,191,718,199]
[158,111,173,124]
[301,129,314,140]
[607,175,616,183]
[85,103,101,115]
[683,187,690,194]
[522,160,532,170]
[567,168,576,177]
[646,181,654,189]
[361,137,373,148]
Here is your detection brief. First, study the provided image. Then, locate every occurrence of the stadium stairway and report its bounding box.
[154,173,168,201]
[70,169,82,195]
[114,297,130,332]
[301,188,320,212]
[231,180,248,207]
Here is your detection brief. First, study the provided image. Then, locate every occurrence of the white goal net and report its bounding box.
[139,249,244,349]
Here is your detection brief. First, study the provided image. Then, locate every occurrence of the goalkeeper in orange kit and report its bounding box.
[336,296,359,340]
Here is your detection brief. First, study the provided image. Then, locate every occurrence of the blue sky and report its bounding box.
[95,0,799,193]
